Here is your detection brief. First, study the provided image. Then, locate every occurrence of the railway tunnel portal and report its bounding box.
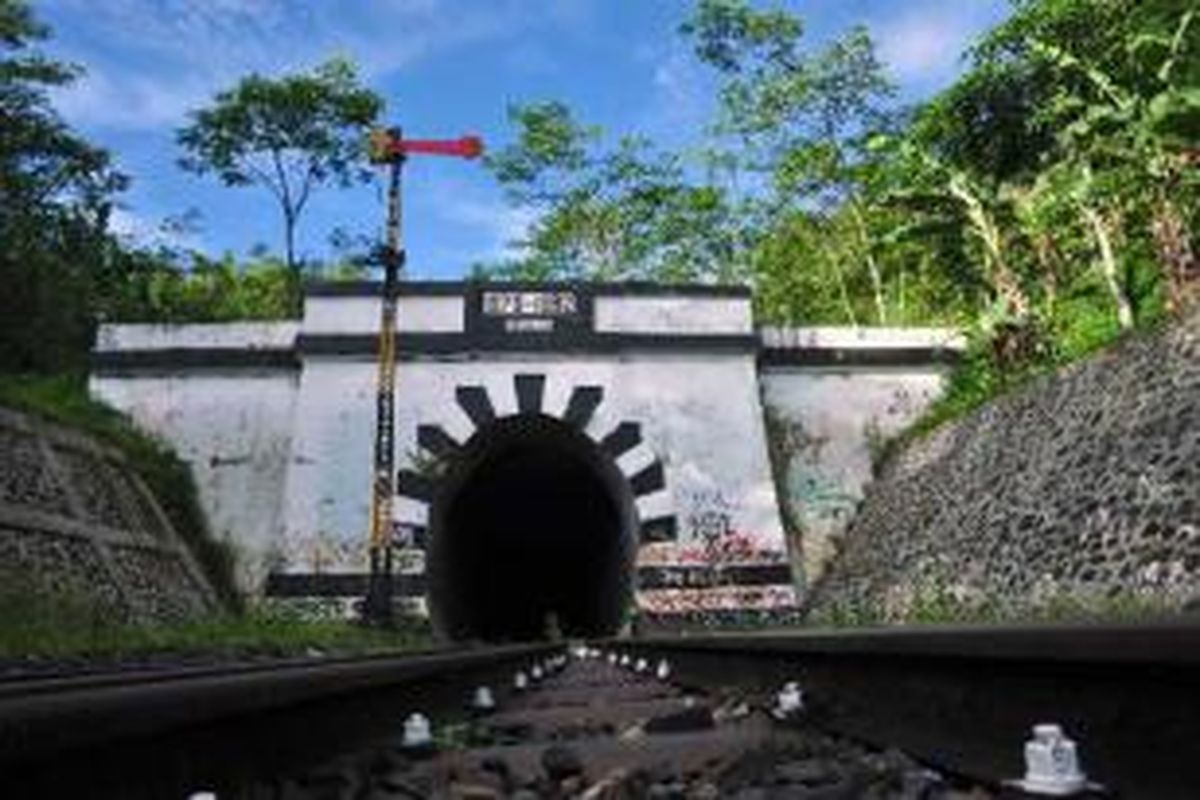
[427,412,637,641]
[89,281,959,636]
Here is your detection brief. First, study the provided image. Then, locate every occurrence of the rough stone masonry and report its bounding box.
[0,406,216,622]
[807,309,1200,620]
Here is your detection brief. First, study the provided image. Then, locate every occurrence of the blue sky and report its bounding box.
[38,0,1011,279]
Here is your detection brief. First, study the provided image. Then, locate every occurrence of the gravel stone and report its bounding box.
[644,706,716,734]
[774,759,841,786]
[541,743,585,781]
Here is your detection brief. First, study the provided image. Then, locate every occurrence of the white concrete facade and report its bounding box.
[761,365,952,583]
[90,282,958,619]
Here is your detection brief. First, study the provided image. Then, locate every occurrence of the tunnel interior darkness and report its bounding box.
[427,414,636,642]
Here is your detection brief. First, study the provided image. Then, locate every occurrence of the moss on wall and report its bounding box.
[759,396,807,588]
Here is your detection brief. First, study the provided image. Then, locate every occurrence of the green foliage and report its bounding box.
[177,57,383,272]
[0,374,241,610]
[1,2,322,371]
[104,250,304,323]
[0,572,428,661]
[682,0,912,325]
[0,0,126,375]
[482,102,749,282]
[473,0,1196,410]
[862,0,1196,450]
[681,0,804,74]
[485,101,597,202]
[881,297,1167,470]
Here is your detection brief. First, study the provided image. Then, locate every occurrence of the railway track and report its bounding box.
[0,643,559,799]
[1,621,1197,798]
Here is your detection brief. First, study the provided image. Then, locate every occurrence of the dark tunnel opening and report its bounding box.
[426,414,636,642]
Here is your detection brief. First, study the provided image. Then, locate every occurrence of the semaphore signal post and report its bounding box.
[362,127,483,626]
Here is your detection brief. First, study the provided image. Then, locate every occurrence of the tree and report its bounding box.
[177,58,383,273]
[483,101,748,282]
[914,0,1198,320]
[1024,7,1198,312]
[0,0,127,374]
[682,0,899,323]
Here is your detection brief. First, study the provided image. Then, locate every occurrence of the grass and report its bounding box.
[871,299,1174,474]
[0,372,241,611]
[0,577,431,664]
[0,373,438,664]
[0,374,437,663]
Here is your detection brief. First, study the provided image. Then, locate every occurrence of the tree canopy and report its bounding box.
[177,58,383,273]
[482,101,748,282]
[0,0,126,373]
[2,0,1196,403]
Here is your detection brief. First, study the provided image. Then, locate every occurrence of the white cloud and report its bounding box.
[52,65,210,129]
[444,198,538,263]
[652,47,706,126]
[428,179,538,264]
[875,12,972,82]
[40,0,531,130]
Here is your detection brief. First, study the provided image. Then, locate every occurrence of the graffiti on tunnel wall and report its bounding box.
[788,469,859,527]
[635,485,796,619]
[683,488,736,545]
[761,377,949,585]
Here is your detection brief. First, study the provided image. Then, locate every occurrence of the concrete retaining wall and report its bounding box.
[757,327,961,583]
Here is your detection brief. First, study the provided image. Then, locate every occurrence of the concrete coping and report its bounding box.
[759,326,966,351]
[95,321,301,353]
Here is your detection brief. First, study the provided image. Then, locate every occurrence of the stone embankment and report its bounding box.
[0,406,216,621]
[807,310,1200,620]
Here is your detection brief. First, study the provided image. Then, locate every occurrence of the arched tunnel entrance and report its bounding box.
[426,414,637,642]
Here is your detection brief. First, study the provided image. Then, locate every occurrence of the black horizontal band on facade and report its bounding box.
[636,563,794,590]
[304,280,752,299]
[264,572,426,598]
[296,332,761,356]
[635,607,804,628]
[758,346,962,368]
[91,348,301,372]
[93,341,959,372]
[640,515,677,543]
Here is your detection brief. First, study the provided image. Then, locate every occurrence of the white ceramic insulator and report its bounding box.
[774,681,805,718]
[1020,723,1088,796]
[403,713,432,748]
[472,686,495,711]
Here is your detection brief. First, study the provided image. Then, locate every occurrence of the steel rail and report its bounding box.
[0,642,559,798]
[608,620,1200,799]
